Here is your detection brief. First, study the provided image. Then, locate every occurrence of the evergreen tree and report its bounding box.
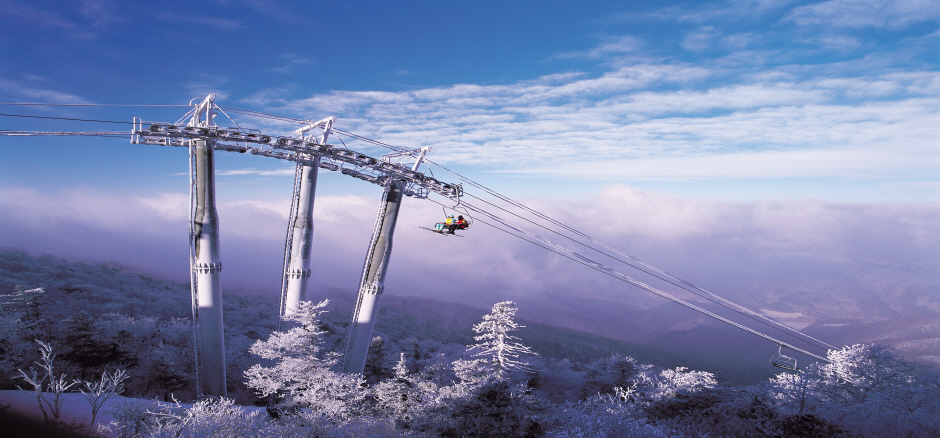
[464,301,537,380]
[363,336,392,385]
[244,300,364,421]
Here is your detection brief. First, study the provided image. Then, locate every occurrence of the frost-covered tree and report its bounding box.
[437,379,547,438]
[16,340,79,421]
[462,301,537,381]
[244,300,364,421]
[769,365,818,416]
[774,344,940,438]
[363,336,392,385]
[79,368,128,427]
[580,354,638,399]
[372,352,446,432]
[815,343,915,405]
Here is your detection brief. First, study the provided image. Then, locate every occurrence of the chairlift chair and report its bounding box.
[771,344,798,371]
[421,206,472,236]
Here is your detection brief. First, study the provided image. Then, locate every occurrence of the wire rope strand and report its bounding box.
[0,103,191,107]
[0,113,134,124]
[438,197,830,363]
[0,130,132,137]
[420,157,834,350]
[460,191,834,351]
[329,129,832,351]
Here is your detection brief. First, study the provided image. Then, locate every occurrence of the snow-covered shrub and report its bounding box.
[428,379,547,438]
[130,398,296,438]
[371,353,441,428]
[528,358,586,403]
[109,399,161,438]
[580,354,637,399]
[768,365,818,416]
[632,365,717,403]
[16,340,79,421]
[815,343,915,405]
[0,287,45,389]
[767,343,940,438]
[79,368,128,427]
[244,300,365,422]
[545,391,666,438]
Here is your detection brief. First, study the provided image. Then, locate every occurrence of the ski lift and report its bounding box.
[771,344,798,371]
[421,205,472,236]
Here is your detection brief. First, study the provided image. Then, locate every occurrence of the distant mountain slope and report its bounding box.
[0,249,684,368]
[6,248,933,385]
[806,315,940,368]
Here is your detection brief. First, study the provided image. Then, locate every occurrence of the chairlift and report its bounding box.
[771,344,798,371]
[420,205,472,237]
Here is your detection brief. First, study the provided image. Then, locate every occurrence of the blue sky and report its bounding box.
[0,1,938,331]
[2,0,938,201]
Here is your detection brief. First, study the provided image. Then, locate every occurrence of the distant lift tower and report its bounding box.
[278,117,334,323]
[188,95,226,397]
[342,148,430,374]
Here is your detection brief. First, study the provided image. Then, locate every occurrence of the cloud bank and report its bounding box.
[2,184,936,327]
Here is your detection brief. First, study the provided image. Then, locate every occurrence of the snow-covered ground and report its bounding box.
[0,390,151,437]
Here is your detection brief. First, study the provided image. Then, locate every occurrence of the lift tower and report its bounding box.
[279,117,334,323]
[188,95,226,397]
[342,148,429,374]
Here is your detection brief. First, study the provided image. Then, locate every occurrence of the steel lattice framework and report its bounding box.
[132,120,463,201]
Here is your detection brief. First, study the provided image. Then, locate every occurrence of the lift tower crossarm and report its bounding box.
[188,95,217,128]
[133,124,462,201]
[293,116,335,144]
[381,146,431,164]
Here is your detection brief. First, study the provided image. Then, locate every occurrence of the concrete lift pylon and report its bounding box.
[342,148,429,375]
[188,95,226,397]
[278,117,334,324]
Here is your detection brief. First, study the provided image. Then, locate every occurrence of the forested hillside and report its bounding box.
[2,249,939,437]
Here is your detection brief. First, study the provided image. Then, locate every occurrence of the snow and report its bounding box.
[0,390,150,437]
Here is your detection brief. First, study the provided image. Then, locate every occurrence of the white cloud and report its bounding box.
[154,12,245,31]
[248,66,938,186]
[682,27,722,51]
[0,79,91,104]
[553,36,644,60]
[186,73,231,101]
[79,0,123,29]
[4,184,936,319]
[270,53,316,74]
[786,0,940,28]
[0,0,96,39]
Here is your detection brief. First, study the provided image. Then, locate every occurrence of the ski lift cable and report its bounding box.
[0,102,191,107]
[0,119,833,354]
[204,109,409,153]
[173,105,200,127]
[329,131,832,350]
[331,129,409,153]
[420,152,834,351]
[422,156,835,350]
[442,197,830,363]
[434,196,829,363]
[213,106,247,133]
[460,191,835,351]
[216,106,303,121]
[216,106,307,125]
[0,113,134,124]
[0,130,132,137]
